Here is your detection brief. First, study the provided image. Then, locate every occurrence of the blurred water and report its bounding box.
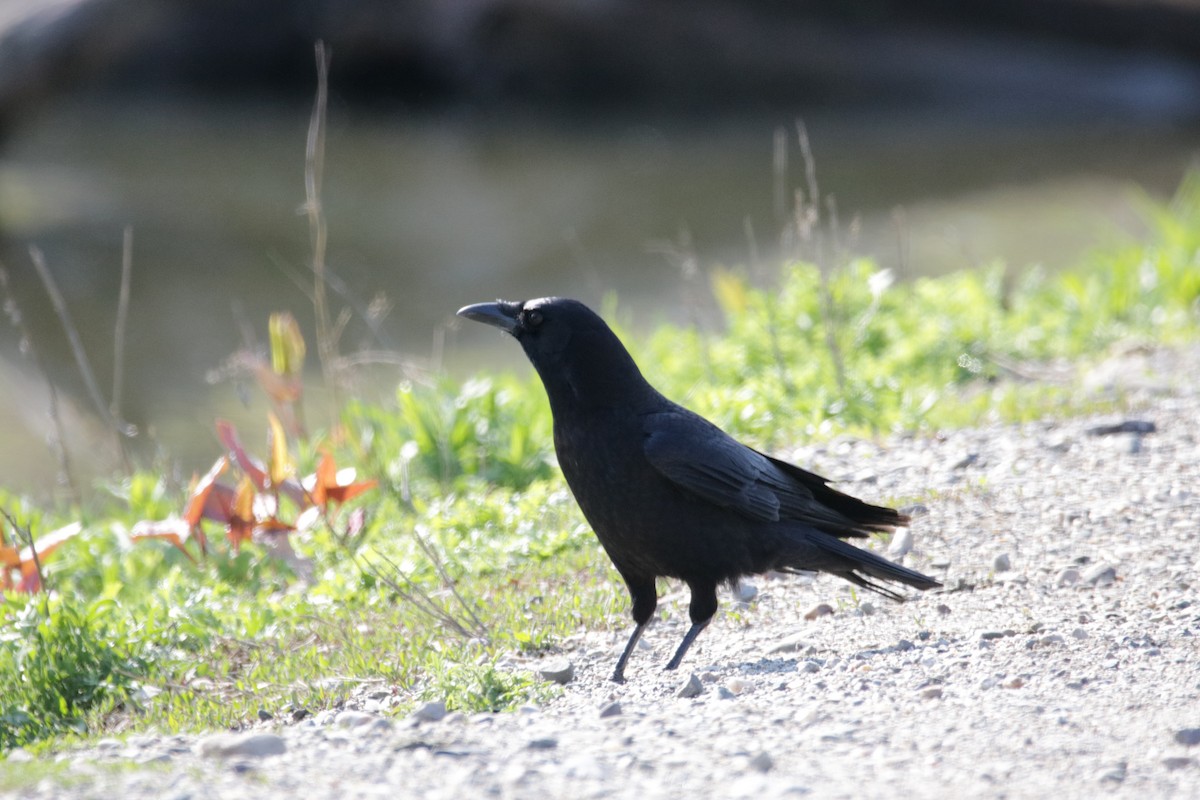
[0,97,1197,494]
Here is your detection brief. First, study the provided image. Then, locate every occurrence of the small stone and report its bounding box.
[1081,564,1117,587]
[1087,419,1156,436]
[804,603,834,621]
[335,710,374,728]
[1005,677,1025,689]
[1175,728,1200,747]
[1099,761,1127,784]
[6,748,33,763]
[801,660,821,674]
[979,630,1009,641]
[888,528,913,559]
[257,709,274,721]
[748,752,774,773]
[1163,757,1193,770]
[1040,634,1066,647]
[96,738,122,751]
[770,633,813,653]
[527,737,558,750]
[858,602,876,616]
[726,678,750,695]
[733,580,758,602]
[993,553,1012,572]
[936,604,951,616]
[412,701,448,723]
[922,687,944,700]
[199,733,287,759]
[598,701,622,719]
[1056,568,1081,587]
[1071,628,1089,640]
[137,752,173,765]
[677,673,704,699]
[536,659,576,685]
[951,452,980,470]
[717,687,737,700]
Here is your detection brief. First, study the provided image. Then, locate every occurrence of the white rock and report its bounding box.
[677,673,704,698]
[198,733,287,759]
[412,701,448,723]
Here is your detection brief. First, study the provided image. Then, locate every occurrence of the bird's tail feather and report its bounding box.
[783,532,941,601]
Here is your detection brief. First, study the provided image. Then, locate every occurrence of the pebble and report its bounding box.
[1071,628,1089,640]
[888,528,913,558]
[1098,761,1127,784]
[801,660,822,674]
[198,733,287,759]
[725,678,751,695]
[677,673,704,699]
[804,603,834,621]
[1163,757,1193,770]
[598,702,622,719]
[747,752,774,773]
[1081,564,1117,587]
[537,659,576,685]
[922,687,944,700]
[993,553,1012,572]
[527,737,558,750]
[770,633,813,653]
[1175,728,1200,747]
[1056,568,1081,587]
[334,710,376,728]
[733,580,759,602]
[412,701,448,723]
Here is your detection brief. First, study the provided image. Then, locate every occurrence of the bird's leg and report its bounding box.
[664,619,710,671]
[611,621,648,683]
[612,575,658,683]
[664,580,718,671]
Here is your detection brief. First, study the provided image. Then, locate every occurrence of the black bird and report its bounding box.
[457,297,940,682]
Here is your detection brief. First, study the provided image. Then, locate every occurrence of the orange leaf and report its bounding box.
[302,452,377,509]
[227,476,257,552]
[130,518,199,564]
[1,523,85,594]
[254,517,295,538]
[184,456,229,527]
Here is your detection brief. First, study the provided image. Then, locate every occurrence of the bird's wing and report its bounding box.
[642,410,880,532]
[642,410,799,522]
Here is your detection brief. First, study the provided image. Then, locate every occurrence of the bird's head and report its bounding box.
[456,297,654,410]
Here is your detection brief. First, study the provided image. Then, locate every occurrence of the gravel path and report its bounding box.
[5,345,1200,799]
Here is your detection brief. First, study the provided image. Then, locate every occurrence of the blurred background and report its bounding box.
[1,0,1199,494]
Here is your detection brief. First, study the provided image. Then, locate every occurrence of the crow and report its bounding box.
[457,297,940,682]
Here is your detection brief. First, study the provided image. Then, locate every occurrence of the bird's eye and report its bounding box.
[525,309,544,328]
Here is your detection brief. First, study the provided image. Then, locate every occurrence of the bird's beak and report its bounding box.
[456,301,520,335]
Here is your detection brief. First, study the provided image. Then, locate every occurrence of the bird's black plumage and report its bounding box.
[458,297,940,682]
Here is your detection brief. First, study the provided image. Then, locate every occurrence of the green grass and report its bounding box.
[2,173,1199,756]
